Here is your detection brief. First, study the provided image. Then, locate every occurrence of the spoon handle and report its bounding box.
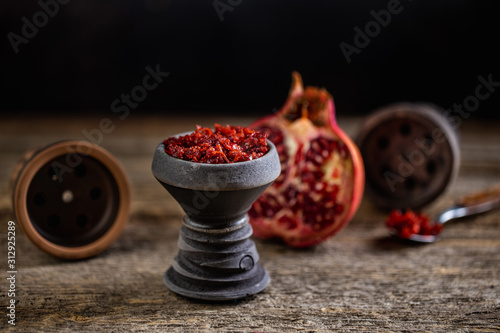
[436,185,500,224]
[457,185,500,215]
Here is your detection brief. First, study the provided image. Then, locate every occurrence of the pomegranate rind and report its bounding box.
[249,73,364,247]
[328,99,365,230]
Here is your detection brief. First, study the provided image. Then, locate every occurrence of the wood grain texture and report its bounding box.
[1,115,499,332]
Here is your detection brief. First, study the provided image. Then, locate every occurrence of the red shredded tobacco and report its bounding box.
[164,124,269,164]
[385,209,442,239]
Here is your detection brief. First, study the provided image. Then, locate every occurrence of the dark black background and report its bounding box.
[1,0,498,118]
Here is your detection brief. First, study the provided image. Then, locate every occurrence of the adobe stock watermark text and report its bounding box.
[6,221,17,326]
[7,0,71,54]
[340,0,413,64]
[48,64,169,183]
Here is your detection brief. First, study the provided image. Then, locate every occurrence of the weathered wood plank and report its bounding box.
[1,115,499,332]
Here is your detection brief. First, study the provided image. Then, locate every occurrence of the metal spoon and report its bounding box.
[390,185,500,243]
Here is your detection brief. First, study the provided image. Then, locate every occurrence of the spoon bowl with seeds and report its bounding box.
[386,185,500,243]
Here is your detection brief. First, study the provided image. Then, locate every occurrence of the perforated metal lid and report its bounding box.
[10,141,130,259]
[356,103,460,209]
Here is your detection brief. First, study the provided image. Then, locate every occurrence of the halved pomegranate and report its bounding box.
[249,72,364,247]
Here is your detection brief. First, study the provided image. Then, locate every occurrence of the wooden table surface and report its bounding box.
[1,114,499,332]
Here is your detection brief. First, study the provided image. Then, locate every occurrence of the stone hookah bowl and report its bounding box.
[151,137,280,301]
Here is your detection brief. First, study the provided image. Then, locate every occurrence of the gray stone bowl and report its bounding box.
[152,136,280,301]
[152,139,281,225]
